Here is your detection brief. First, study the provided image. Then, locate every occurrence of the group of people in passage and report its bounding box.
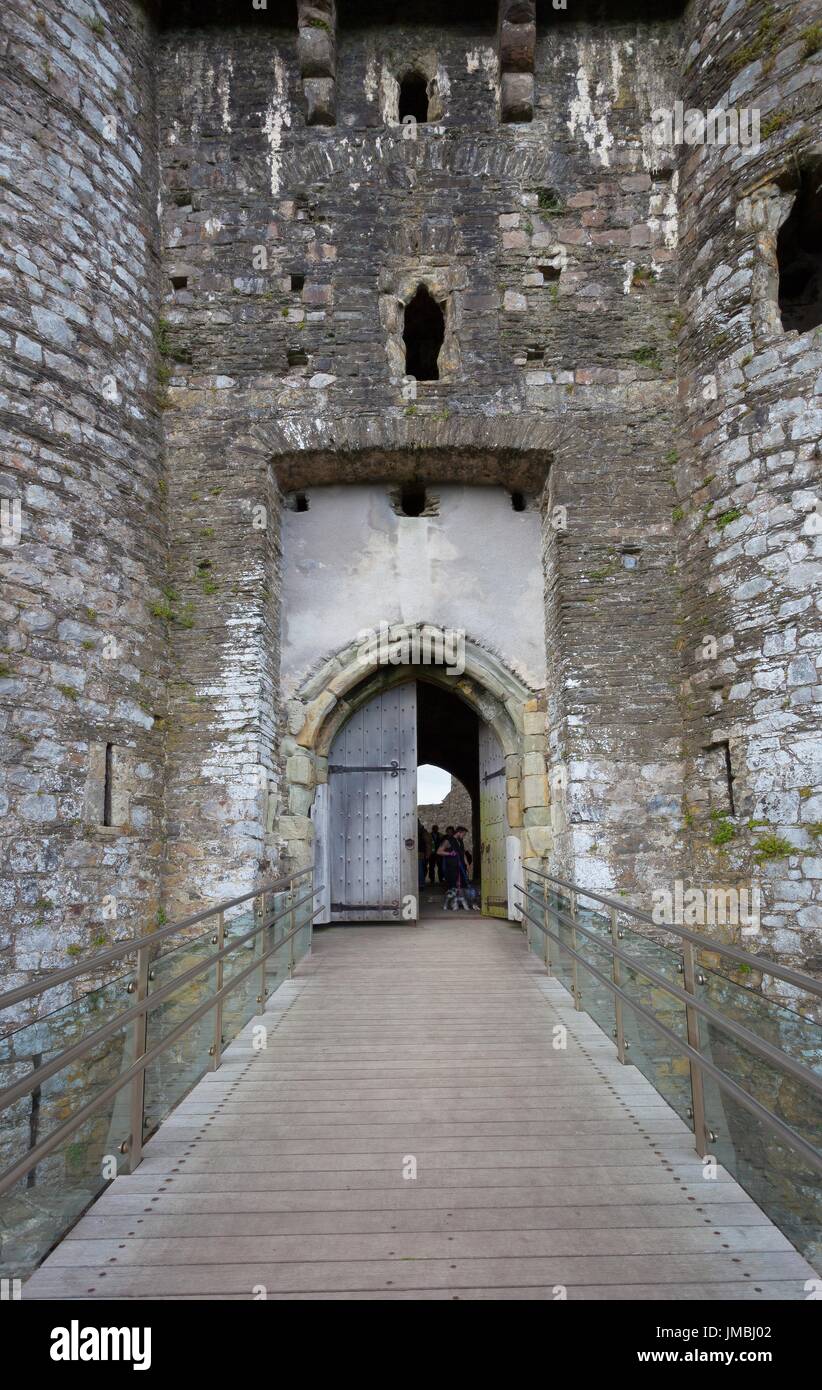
[417,822,480,912]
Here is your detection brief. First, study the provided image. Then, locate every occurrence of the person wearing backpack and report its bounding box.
[437,826,478,911]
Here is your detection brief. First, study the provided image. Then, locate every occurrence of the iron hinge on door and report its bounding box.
[328,760,404,777]
[482,766,505,784]
[331,902,400,912]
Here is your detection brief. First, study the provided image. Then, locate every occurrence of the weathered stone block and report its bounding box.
[522,751,546,778]
[298,26,335,79]
[521,773,549,809]
[499,20,535,73]
[500,72,534,123]
[286,753,314,787]
[304,78,335,127]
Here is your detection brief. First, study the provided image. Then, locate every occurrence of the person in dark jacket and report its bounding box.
[418,820,431,889]
[429,824,443,884]
[437,826,478,911]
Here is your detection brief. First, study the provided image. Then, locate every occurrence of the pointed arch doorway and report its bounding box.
[317,677,516,924]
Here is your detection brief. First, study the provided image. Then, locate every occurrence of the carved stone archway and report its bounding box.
[278,624,553,892]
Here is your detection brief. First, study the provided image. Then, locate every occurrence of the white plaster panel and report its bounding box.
[281,485,545,695]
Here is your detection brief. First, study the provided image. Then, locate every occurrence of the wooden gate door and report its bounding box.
[328,682,417,922]
[478,720,508,919]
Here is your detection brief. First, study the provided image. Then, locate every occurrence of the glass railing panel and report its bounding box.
[0,967,135,1145]
[699,1069,822,1273]
[264,890,292,994]
[293,887,315,965]
[617,965,693,1127]
[0,1018,131,1279]
[692,969,822,1249]
[574,905,616,1041]
[610,919,692,1127]
[142,931,218,1137]
[696,960,821,1076]
[523,878,550,960]
[221,910,262,1046]
[547,889,576,998]
[148,928,217,1043]
[697,967,821,1154]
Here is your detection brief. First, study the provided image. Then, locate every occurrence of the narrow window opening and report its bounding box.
[290,272,305,293]
[526,345,543,361]
[400,485,427,517]
[103,743,114,827]
[288,492,309,512]
[510,491,527,512]
[403,285,445,381]
[398,72,429,125]
[703,739,735,818]
[719,739,735,818]
[539,265,561,283]
[170,274,187,291]
[777,164,822,333]
[287,348,308,367]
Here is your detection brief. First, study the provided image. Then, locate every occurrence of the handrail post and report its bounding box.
[569,890,581,1009]
[211,910,225,1070]
[610,906,626,1064]
[308,869,315,955]
[682,941,709,1157]
[255,892,267,1012]
[288,878,296,977]
[542,878,552,974]
[127,943,150,1173]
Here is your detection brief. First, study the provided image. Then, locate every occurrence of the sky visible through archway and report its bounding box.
[417,763,451,803]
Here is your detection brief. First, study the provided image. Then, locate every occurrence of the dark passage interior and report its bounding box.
[778,164,822,333]
[403,286,445,380]
[416,681,479,896]
[398,72,429,124]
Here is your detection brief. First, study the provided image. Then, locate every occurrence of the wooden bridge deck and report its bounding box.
[25,919,817,1300]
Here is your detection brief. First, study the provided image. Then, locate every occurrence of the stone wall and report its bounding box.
[154,4,686,920]
[419,780,474,855]
[0,0,166,1024]
[675,0,822,1009]
[2,0,819,1028]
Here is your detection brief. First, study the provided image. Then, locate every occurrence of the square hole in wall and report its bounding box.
[390,485,439,517]
[290,272,305,293]
[700,740,735,818]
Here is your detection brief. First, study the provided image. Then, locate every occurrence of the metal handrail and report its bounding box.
[518,894,822,1176]
[525,866,822,999]
[0,864,314,1013]
[0,870,321,1198]
[0,886,318,1113]
[520,884,822,1097]
[519,869,822,1177]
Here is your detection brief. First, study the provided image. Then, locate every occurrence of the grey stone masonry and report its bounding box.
[0,0,166,1025]
[0,0,819,1028]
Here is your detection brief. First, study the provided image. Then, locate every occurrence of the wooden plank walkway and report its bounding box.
[25,919,817,1300]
